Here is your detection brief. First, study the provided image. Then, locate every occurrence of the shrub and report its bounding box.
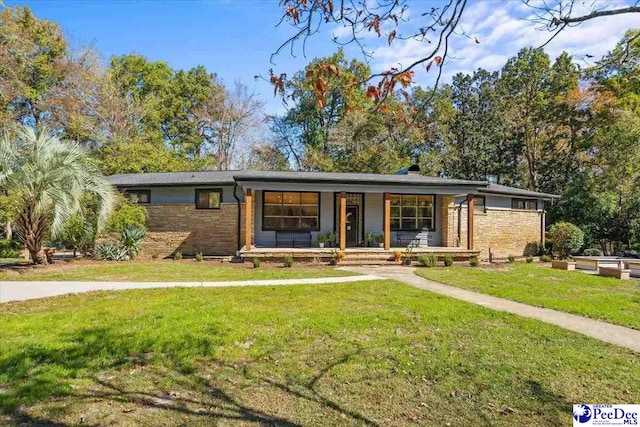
[120,225,146,259]
[393,250,403,262]
[173,251,183,260]
[105,196,147,234]
[507,255,515,263]
[549,222,584,259]
[444,256,453,267]
[0,238,23,258]
[96,242,129,261]
[195,252,204,262]
[583,248,602,256]
[151,252,160,259]
[59,215,95,256]
[469,256,479,267]
[541,255,551,262]
[526,256,534,263]
[252,257,260,268]
[418,254,438,268]
[283,255,294,267]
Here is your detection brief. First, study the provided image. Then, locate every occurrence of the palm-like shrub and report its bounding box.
[0,126,114,264]
[120,225,146,258]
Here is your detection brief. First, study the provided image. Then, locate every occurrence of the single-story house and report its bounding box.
[109,166,558,260]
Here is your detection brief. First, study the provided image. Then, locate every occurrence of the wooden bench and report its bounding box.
[275,231,312,248]
[598,266,631,280]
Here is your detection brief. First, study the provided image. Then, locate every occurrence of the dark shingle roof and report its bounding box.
[480,183,559,199]
[109,171,237,187]
[108,170,559,199]
[232,170,485,186]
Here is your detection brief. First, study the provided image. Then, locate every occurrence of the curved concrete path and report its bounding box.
[0,274,383,304]
[340,266,640,353]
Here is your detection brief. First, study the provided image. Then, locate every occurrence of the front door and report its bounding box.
[346,205,359,247]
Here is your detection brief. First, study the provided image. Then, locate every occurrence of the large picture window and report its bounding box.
[195,189,222,209]
[511,198,537,210]
[263,191,320,230]
[390,194,434,231]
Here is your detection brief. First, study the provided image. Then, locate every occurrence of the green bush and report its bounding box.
[106,196,147,233]
[583,248,602,256]
[252,257,260,268]
[507,255,515,263]
[173,251,183,261]
[526,256,534,263]
[195,252,204,262]
[444,256,453,267]
[0,238,23,258]
[120,225,146,259]
[283,255,294,268]
[541,255,552,262]
[469,256,479,267]
[549,222,584,259]
[59,215,95,255]
[418,254,438,268]
[96,242,129,261]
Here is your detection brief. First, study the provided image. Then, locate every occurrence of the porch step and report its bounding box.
[338,260,400,266]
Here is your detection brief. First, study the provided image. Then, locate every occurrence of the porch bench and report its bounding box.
[393,231,422,248]
[275,231,312,248]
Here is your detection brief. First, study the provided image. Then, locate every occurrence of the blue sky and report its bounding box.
[10,0,638,116]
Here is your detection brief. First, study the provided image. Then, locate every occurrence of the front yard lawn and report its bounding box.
[0,260,355,282]
[415,263,640,330]
[1,280,638,425]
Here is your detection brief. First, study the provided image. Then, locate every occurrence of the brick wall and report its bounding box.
[443,204,541,259]
[139,203,246,257]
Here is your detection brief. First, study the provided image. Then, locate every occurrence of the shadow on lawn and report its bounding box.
[0,325,377,426]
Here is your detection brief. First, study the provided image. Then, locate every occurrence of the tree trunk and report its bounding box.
[15,206,49,265]
[4,220,11,240]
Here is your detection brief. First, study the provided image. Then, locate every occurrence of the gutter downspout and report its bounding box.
[233,181,242,255]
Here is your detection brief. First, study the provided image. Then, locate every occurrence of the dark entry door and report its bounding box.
[346,205,359,247]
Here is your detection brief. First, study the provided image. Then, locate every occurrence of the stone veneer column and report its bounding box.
[245,189,252,250]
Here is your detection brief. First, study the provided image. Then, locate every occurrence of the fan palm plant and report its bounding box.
[0,126,114,264]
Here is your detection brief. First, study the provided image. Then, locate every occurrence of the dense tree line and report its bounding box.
[0,6,264,175]
[0,5,637,256]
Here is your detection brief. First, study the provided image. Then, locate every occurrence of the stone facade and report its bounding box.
[442,202,542,259]
[140,203,246,258]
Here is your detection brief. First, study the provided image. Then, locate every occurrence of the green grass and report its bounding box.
[0,260,355,282]
[1,281,638,426]
[415,263,640,329]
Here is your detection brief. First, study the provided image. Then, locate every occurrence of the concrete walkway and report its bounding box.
[0,274,383,304]
[341,266,640,353]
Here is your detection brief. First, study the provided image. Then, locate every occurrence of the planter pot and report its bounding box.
[403,259,412,266]
[318,243,325,248]
[378,243,384,248]
[329,259,337,266]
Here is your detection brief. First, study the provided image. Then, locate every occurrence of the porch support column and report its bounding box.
[245,189,252,250]
[466,194,474,250]
[541,210,546,249]
[383,192,391,250]
[339,191,347,250]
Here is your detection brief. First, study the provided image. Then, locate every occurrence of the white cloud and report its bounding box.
[362,0,638,87]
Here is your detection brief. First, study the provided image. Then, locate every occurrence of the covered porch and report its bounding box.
[239,183,479,259]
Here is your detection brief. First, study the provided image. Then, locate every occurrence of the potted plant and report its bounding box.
[326,231,336,248]
[329,249,345,265]
[375,233,385,248]
[366,231,375,247]
[402,246,413,265]
[316,233,327,248]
